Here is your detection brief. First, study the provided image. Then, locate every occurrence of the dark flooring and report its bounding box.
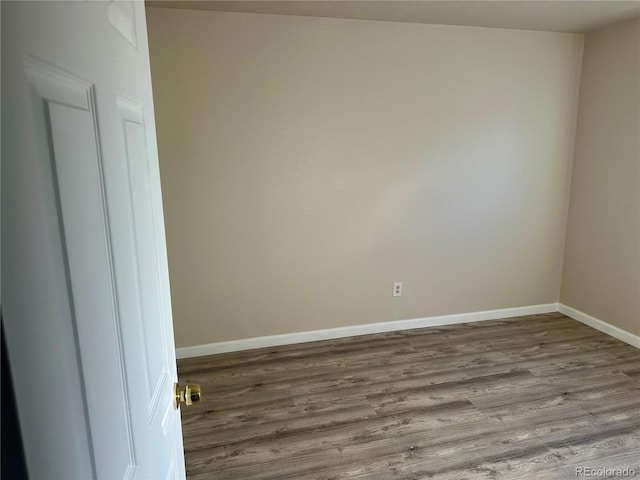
[178,313,640,479]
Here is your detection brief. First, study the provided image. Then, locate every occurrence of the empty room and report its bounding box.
[145,1,640,477]
[2,1,639,479]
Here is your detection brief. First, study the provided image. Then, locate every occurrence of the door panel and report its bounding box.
[32,60,136,479]
[108,0,138,48]
[118,95,171,421]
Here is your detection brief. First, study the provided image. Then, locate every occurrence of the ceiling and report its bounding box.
[145,0,640,33]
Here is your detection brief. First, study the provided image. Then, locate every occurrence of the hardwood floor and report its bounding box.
[178,313,640,479]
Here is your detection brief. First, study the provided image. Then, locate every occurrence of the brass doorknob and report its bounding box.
[173,383,202,410]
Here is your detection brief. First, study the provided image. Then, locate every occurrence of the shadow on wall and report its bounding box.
[2,319,29,480]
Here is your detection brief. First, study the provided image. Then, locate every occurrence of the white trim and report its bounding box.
[559,304,640,349]
[24,56,92,111]
[176,303,559,359]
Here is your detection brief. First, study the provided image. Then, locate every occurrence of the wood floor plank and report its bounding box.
[178,314,640,479]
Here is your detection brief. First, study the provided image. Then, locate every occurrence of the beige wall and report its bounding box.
[146,8,584,348]
[561,17,640,336]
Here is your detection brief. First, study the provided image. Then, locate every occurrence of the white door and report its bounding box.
[2,1,186,478]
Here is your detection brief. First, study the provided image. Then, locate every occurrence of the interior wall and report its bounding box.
[146,7,583,348]
[561,17,640,336]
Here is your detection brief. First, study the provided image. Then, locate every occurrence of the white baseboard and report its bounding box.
[559,304,640,349]
[176,303,559,359]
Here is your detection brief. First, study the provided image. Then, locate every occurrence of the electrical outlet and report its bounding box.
[393,282,403,297]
